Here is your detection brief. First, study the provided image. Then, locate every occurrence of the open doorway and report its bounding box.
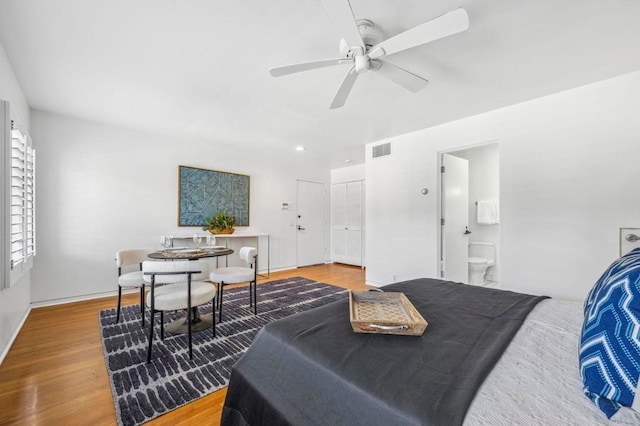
[440,142,500,287]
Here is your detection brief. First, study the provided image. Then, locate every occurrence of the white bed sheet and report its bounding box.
[465,299,640,425]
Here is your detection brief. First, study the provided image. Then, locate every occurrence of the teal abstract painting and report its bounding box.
[179,166,250,226]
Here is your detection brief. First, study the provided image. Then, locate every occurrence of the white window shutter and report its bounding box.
[11,125,26,271]
[7,120,35,285]
[25,144,35,259]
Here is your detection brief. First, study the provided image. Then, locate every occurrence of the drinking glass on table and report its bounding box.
[206,235,216,247]
[193,234,202,248]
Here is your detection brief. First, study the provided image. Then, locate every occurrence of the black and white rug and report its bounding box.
[99,277,347,426]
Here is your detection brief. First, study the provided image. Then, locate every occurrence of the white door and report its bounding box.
[346,181,363,265]
[297,180,326,267]
[332,183,347,263]
[442,154,469,283]
[331,181,363,266]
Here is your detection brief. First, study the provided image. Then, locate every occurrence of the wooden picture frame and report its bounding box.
[178,165,250,227]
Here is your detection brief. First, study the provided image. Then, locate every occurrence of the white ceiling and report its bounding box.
[1,0,639,169]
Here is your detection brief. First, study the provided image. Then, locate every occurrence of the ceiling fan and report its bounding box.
[269,0,469,109]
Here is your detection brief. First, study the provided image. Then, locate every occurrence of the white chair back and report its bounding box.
[239,247,257,265]
[117,249,153,268]
[142,260,210,284]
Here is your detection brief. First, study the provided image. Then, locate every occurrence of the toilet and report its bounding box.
[468,242,495,285]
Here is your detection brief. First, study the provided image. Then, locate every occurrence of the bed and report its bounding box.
[221,274,640,425]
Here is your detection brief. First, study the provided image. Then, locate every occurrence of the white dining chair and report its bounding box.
[209,247,258,322]
[143,260,216,363]
[115,249,154,326]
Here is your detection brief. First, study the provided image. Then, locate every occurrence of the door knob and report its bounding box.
[463,226,472,235]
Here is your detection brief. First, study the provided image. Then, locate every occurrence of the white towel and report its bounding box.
[477,200,499,225]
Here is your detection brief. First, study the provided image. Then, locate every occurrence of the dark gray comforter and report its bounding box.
[221,278,547,426]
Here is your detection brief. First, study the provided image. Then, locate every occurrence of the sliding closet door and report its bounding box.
[345,181,363,265]
[332,183,347,264]
[332,180,363,266]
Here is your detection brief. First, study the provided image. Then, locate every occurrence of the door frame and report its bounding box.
[437,140,500,281]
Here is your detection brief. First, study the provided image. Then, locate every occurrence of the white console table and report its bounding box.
[167,233,270,277]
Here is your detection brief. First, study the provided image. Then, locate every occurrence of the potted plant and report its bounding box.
[202,211,236,234]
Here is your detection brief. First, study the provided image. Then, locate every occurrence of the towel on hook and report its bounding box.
[477,200,499,225]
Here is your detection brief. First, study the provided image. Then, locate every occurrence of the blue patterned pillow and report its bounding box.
[580,247,640,418]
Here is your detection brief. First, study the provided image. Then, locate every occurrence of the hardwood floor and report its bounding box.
[0,264,367,425]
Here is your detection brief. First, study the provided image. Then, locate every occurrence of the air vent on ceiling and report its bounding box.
[372,142,391,158]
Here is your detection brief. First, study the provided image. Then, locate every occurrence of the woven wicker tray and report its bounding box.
[349,291,428,336]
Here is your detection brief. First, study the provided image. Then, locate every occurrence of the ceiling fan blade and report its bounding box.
[269,58,349,77]
[368,8,469,59]
[374,61,429,93]
[319,0,364,50]
[330,66,359,109]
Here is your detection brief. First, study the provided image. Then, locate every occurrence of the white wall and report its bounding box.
[30,111,329,303]
[366,71,640,301]
[0,42,31,361]
[331,164,365,184]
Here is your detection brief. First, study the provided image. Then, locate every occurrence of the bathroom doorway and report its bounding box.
[440,142,500,286]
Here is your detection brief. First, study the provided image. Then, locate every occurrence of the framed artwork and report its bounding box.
[178,165,250,227]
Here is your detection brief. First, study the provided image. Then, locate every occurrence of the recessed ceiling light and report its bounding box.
[295,146,305,151]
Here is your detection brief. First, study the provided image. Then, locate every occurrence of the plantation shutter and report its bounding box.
[11,123,25,269]
[9,121,35,282]
[25,143,35,258]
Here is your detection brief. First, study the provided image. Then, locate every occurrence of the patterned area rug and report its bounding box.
[99,277,347,426]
